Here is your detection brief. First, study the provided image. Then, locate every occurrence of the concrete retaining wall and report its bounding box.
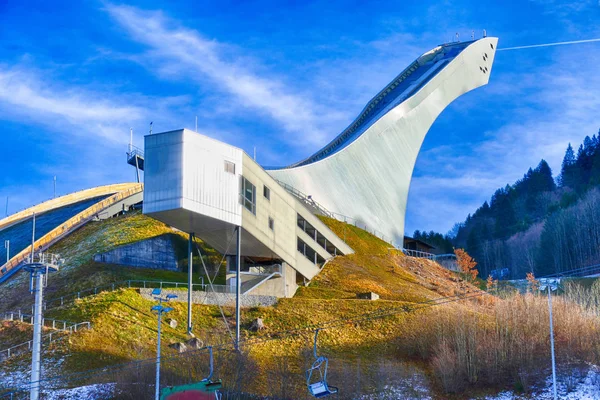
[139,288,278,308]
[94,235,178,271]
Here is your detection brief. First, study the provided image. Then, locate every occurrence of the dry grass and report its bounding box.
[8,213,593,398]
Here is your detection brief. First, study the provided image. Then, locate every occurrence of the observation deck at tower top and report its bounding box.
[268,39,477,170]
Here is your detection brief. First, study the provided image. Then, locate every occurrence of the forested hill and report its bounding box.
[439,130,600,279]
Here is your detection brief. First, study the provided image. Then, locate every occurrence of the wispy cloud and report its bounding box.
[0,65,145,143]
[105,4,332,147]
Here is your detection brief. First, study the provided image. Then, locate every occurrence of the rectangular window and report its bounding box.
[263,185,270,201]
[240,176,256,214]
[268,217,274,231]
[224,160,235,174]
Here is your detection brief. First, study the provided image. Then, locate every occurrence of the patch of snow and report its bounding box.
[356,372,432,400]
[43,383,115,400]
[477,365,600,399]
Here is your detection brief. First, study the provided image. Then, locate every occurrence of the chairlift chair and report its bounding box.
[201,346,223,399]
[306,330,338,398]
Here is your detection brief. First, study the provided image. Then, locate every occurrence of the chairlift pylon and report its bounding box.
[306,329,338,398]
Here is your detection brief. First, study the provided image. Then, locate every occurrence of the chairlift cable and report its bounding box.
[194,230,237,347]
[3,287,491,395]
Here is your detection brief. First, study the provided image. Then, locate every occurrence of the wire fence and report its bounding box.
[0,322,91,362]
[1,311,77,331]
[41,280,206,311]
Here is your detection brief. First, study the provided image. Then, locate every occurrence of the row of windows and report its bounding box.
[297,214,340,256]
[240,175,274,232]
[297,238,326,265]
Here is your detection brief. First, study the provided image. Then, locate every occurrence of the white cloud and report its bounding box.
[105,4,332,147]
[0,66,145,143]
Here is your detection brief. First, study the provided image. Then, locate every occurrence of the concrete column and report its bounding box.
[30,271,43,400]
[187,233,193,335]
[235,227,241,351]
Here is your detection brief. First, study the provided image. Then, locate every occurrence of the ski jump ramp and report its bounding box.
[268,37,498,245]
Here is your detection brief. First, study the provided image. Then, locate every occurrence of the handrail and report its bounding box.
[275,180,334,218]
[275,180,394,244]
[0,185,143,280]
[126,146,144,160]
[42,279,206,310]
[0,322,91,362]
[1,311,79,332]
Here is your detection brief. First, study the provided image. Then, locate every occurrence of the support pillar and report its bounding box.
[30,271,43,400]
[187,233,193,336]
[235,226,241,351]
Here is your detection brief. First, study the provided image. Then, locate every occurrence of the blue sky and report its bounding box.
[1,0,600,235]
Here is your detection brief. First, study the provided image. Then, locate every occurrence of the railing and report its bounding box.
[42,279,206,310]
[0,185,143,279]
[275,180,395,244]
[1,312,78,332]
[24,252,63,266]
[401,249,436,259]
[0,183,140,232]
[0,322,91,362]
[243,264,282,276]
[400,249,457,261]
[328,211,394,244]
[126,146,144,163]
[275,180,334,218]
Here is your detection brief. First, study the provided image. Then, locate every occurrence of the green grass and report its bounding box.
[0,212,225,313]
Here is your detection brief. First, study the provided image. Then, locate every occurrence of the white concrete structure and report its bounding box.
[268,37,498,245]
[143,129,353,298]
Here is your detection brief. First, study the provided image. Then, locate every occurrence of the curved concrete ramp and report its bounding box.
[267,38,498,244]
[0,184,138,232]
[0,183,143,283]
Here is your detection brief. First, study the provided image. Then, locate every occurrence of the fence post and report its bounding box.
[112,283,115,291]
[61,297,64,306]
[77,292,80,299]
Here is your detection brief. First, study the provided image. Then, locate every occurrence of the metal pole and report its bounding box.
[31,213,36,261]
[235,226,241,351]
[5,240,8,263]
[53,176,56,199]
[548,286,558,400]
[155,310,162,400]
[187,233,193,335]
[30,271,43,400]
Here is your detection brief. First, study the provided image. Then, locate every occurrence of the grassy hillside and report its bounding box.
[0,211,224,314]
[0,212,491,399]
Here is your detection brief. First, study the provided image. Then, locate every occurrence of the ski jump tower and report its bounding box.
[267,37,498,244]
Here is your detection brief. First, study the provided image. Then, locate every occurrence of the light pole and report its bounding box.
[4,240,8,263]
[151,289,177,400]
[539,278,560,400]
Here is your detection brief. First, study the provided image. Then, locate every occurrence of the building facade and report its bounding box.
[143,129,353,298]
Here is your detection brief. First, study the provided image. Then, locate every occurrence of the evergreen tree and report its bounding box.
[560,143,577,188]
